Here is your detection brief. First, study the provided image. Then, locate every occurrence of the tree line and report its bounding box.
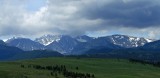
[21,64,95,78]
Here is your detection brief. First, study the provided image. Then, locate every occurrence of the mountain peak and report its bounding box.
[35,35,64,46]
[6,37,44,51]
[5,37,30,43]
[106,34,155,48]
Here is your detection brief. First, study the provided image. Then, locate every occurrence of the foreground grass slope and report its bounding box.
[0,57,160,78]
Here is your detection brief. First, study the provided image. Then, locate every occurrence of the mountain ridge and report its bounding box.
[2,34,156,54]
[6,37,45,51]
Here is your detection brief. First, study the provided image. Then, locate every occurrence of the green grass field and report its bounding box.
[0,57,160,78]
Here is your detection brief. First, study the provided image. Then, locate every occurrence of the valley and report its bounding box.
[0,57,160,78]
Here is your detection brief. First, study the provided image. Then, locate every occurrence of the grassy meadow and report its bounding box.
[0,57,160,78]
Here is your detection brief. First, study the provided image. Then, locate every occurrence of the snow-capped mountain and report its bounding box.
[34,34,155,54]
[35,35,94,54]
[46,35,78,54]
[6,37,45,51]
[35,35,62,46]
[3,34,155,54]
[71,36,122,54]
[105,34,155,48]
[71,35,155,54]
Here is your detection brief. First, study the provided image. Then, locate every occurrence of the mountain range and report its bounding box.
[1,34,160,61]
[3,34,155,54]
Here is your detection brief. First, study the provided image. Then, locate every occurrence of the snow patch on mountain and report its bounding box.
[145,38,154,43]
[35,35,62,46]
[110,35,154,48]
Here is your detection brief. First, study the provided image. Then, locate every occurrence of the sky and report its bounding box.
[0,0,160,39]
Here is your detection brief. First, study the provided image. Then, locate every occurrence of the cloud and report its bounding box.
[79,0,160,28]
[0,0,160,39]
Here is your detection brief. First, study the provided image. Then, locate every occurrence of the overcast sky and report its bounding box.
[0,0,160,39]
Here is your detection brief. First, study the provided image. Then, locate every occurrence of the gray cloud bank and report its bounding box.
[79,0,160,28]
[0,0,160,39]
